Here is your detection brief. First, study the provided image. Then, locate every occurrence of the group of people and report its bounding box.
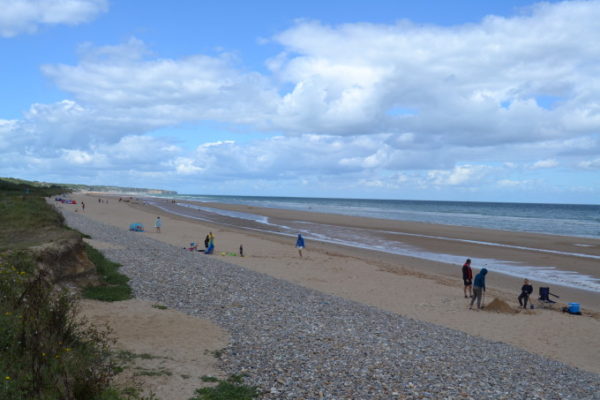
[462,258,534,310]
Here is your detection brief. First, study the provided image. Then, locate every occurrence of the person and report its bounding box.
[205,232,215,254]
[295,234,305,257]
[81,201,85,212]
[239,244,244,257]
[518,279,533,309]
[462,259,473,298]
[154,216,161,233]
[204,234,210,249]
[469,268,488,310]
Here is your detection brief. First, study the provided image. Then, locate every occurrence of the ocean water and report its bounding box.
[168,195,600,239]
[148,195,600,292]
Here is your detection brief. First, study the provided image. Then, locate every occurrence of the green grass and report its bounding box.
[0,178,74,250]
[82,244,133,302]
[190,375,260,400]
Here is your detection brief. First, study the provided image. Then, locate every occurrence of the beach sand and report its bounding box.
[80,299,228,400]
[65,193,600,380]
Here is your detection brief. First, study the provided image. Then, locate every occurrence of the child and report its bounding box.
[518,279,533,309]
[295,234,305,257]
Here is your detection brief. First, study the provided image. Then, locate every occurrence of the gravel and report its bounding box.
[63,211,600,400]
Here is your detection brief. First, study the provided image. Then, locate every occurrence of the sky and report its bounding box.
[1,0,599,203]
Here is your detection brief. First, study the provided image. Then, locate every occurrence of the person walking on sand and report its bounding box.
[81,201,85,212]
[469,268,488,310]
[295,234,305,257]
[518,279,533,309]
[462,259,473,298]
[154,216,161,233]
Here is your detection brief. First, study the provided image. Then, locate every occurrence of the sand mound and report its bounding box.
[484,298,516,314]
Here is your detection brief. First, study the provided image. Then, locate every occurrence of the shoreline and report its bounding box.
[64,192,600,374]
[148,197,600,306]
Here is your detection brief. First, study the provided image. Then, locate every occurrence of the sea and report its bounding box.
[147,194,600,292]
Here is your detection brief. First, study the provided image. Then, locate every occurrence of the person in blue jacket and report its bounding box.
[295,234,305,257]
[469,268,488,310]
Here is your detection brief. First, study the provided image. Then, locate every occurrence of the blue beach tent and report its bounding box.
[129,222,144,232]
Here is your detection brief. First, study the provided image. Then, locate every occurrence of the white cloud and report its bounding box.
[531,159,559,169]
[41,39,279,130]
[268,1,600,141]
[578,158,600,169]
[0,0,107,37]
[31,1,600,152]
[427,165,490,186]
[61,149,93,164]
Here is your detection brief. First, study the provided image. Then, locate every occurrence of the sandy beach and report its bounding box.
[63,193,600,378]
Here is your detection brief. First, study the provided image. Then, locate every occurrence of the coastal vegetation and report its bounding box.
[0,178,142,399]
[0,176,176,196]
[82,244,132,302]
[192,375,259,400]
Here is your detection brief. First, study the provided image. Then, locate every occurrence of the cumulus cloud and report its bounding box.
[4,1,600,200]
[0,0,107,37]
[426,165,491,186]
[531,159,559,169]
[268,1,600,143]
[41,39,279,130]
[32,1,600,151]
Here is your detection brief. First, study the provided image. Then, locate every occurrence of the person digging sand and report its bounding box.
[470,268,488,310]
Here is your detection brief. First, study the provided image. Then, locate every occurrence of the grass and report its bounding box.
[0,178,75,250]
[191,375,260,400]
[82,244,133,302]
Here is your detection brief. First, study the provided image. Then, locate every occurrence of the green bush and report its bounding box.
[0,253,118,400]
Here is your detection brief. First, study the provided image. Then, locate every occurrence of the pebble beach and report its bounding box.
[62,207,600,399]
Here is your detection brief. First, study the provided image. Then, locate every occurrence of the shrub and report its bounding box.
[0,253,118,400]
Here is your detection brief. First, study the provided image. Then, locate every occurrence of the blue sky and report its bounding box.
[1,0,599,203]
